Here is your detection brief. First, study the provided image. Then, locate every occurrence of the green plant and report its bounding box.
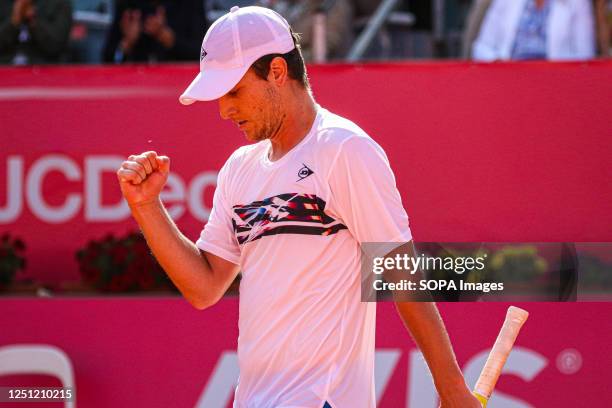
[488,245,548,281]
[578,254,612,288]
[0,233,26,289]
[75,231,176,293]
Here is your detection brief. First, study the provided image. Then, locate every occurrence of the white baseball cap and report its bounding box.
[179,6,295,105]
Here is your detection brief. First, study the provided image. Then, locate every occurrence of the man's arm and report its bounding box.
[471,0,504,61]
[117,151,240,309]
[326,137,479,406]
[395,302,479,407]
[386,243,480,408]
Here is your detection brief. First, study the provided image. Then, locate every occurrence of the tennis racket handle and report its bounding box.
[473,306,529,404]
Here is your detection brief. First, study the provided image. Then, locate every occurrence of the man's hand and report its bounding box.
[10,0,30,26]
[117,151,169,208]
[22,2,35,24]
[144,6,175,48]
[439,386,482,408]
[143,6,166,37]
[120,9,142,52]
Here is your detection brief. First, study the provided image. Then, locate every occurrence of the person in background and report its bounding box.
[103,0,207,63]
[462,0,491,59]
[594,0,611,56]
[0,0,72,64]
[258,0,353,61]
[472,0,596,61]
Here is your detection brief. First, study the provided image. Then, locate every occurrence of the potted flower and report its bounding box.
[0,233,26,291]
[75,231,177,293]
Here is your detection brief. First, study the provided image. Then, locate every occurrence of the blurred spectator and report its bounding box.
[594,0,611,56]
[68,0,114,64]
[0,0,72,64]
[462,0,491,59]
[258,0,354,61]
[472,0,596,61]
[103,0,207,63]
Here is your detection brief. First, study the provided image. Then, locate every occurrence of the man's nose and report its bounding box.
[218,95,237,120]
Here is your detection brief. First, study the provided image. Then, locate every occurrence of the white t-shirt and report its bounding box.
[196,106,412,408]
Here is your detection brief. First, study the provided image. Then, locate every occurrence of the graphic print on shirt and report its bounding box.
[232,193,347,245]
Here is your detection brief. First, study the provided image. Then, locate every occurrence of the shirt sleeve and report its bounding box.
[195,160,241,266]
[472,0,505,61]
[327,135,412,257]
[571,0,596,60]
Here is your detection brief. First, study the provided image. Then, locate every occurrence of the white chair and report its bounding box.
[0,344,76,408]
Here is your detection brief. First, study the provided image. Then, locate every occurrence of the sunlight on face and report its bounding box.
[218,70,284,142]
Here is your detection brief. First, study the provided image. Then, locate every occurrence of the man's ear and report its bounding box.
[268,56,288,86]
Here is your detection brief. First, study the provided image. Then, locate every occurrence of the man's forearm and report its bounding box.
[395,302,471,398]
[130,198,220,308]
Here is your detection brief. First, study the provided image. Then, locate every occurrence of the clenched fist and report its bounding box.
[117,151,170,207]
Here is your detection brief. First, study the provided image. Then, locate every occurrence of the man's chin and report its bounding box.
[243,132,258,142]
[244,131,267,143]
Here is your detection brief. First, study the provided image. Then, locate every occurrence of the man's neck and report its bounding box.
[268,92,317,162]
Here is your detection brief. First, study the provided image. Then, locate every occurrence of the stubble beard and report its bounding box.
[250,86,283,142]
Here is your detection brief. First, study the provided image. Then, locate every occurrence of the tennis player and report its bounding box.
[117,6,480,408]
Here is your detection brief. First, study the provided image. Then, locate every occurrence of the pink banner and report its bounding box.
[0,300,610,407]
[1,62,611,285]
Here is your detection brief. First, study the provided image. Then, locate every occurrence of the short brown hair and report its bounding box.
[250,31,310,89]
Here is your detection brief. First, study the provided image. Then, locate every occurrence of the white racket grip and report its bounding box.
[474,306,529,399]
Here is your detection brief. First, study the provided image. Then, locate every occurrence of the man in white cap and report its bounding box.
[117,6,480,408]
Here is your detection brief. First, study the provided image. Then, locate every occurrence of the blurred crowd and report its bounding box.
[0,0,610,65]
